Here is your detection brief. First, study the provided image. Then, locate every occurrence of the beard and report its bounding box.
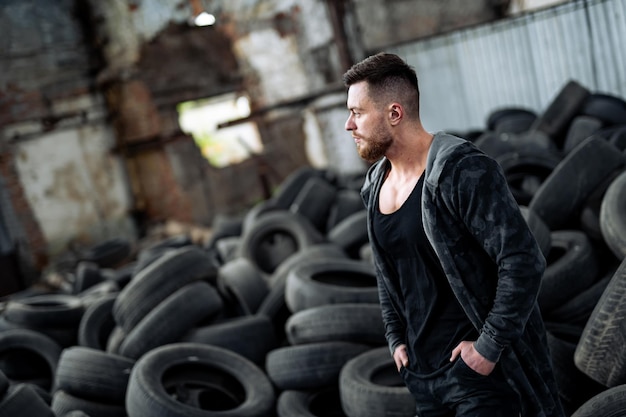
[357,127,393,163]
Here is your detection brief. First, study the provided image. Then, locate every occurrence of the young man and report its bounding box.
[343,52,564,417]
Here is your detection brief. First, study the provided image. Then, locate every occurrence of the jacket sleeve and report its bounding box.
[448,152,545,363]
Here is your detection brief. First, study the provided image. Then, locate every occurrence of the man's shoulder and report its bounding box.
[426,132,481,183]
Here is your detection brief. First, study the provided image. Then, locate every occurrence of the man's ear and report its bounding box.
[389,103,403,126]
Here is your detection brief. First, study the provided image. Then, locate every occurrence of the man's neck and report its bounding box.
[385,130,434,180]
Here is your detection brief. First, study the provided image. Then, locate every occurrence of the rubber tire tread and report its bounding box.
[54,346,134,404]
[529,136,625,230]
[570,384,626,417]
[113,246,217,332]
[575,258,626,387]
[600,170,626,260]
[266,341,370,391]
[285,303,385,346]
[181,315,276,365]
[118,281,222,359]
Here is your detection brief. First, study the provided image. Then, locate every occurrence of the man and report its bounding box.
[343,52,564,417]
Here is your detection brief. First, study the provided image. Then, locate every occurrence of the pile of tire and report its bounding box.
[0,79,624,416]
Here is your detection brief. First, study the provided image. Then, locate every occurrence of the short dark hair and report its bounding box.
[342,52,420,118]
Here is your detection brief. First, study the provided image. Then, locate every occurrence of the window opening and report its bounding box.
[178,93,263,168]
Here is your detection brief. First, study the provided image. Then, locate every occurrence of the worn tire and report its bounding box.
[237,210,323,276]
[339,346,416,417]
[277,387,347,417]
[119,281,222,359]
[600,170,626,260]
[285,303,385,346]
[126,343,275,417]
[575,258,626,387]
[266,341,370,391]
[529,136,625,230]
[570,384,626,417]
[539,230,599,314]
[53,346,134,404]
[285,258,379,313]
[113,246,217,332]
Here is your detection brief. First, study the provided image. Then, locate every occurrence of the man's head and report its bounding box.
[343,53,420,162]
[342,52,420,119]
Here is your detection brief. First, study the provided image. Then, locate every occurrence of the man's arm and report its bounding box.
[450,153,545,364]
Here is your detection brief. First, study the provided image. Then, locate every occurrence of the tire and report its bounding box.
[600,170,626,260]
[181,315,277,365]
[530,80,591,146]
[272,167,327,210]
[580,168,624,243]
[545,323,605,415]
[289,176,337,233]
[519,206,551,258]
[285,303,385,346]
[81,237,132,269]
[78,293,117,350]
[51,390,126,417]
[575,258,626,387]
[562,115,604,154]
[339,346,416,417]
[4,294,85,329]
[496,152,561,206]
[53,346,134,404]
[546,271,612,327]
[579,93,626,127]
[538,230,599,314]
[216,258,268,315]
[285,258,379,313]
[73,262,103,294]
[265,341,371,391]
[257,244,346,342]
[237,210,323,276]
[570,384,626,417]
[126,343,275,417]
[528,136,625,230]
[487,107,536,131]
[119,281,223,359]
[326,211,368,259]
[113,246,218,332]
[0,384,55,416]
[0,329,62,390]
[277,387,347,417]
[326,189,365,232]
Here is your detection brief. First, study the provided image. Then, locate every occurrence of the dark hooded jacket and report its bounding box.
[361,132,565,417]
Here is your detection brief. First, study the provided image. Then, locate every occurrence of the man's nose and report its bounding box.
[345,114,354,131]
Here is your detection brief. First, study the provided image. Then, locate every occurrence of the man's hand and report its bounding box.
[393,344,409,371]
[450,340,496,376]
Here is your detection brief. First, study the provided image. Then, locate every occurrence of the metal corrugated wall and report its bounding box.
[388,0,626,133]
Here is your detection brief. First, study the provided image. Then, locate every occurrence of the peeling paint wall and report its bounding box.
[14,125,136,255]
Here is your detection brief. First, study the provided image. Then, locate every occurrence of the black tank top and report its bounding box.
[373,173,477,374]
